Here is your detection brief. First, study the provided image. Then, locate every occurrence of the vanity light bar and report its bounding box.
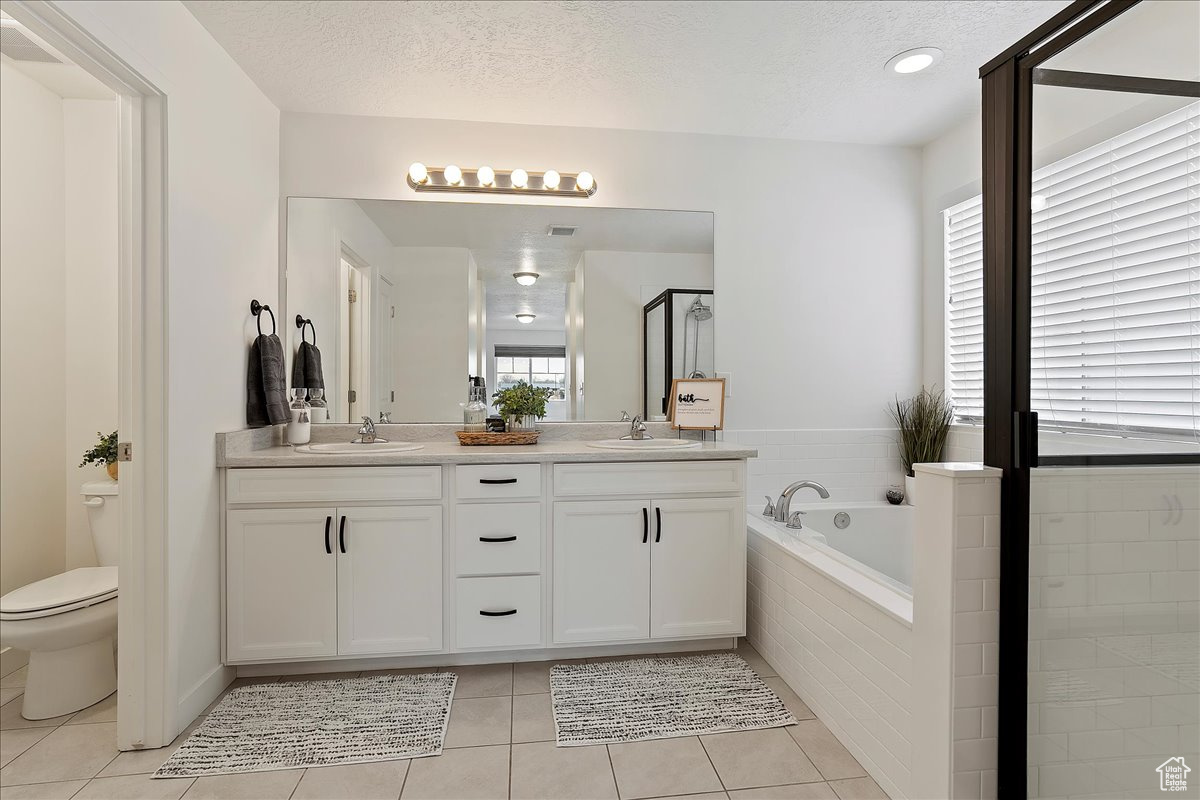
[407,163,597,197]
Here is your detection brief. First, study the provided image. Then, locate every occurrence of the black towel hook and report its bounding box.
[250,299,275,335]
[295,314,316,346]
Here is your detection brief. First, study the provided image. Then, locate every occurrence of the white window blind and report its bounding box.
[945,101,1200,437]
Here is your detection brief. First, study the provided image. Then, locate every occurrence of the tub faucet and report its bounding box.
[774,480,830,523]
[358,416,377,444]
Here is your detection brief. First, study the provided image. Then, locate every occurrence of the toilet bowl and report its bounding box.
[0,481,119,719]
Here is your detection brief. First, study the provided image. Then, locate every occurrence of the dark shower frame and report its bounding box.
[642,288,714,418]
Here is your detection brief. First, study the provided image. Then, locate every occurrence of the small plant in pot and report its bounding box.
[492,381,553,431]
[80,430,120,481]
[889,388,953,505]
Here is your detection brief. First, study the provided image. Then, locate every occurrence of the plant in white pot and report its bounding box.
[492,380,552,431]
[889,388,953,505]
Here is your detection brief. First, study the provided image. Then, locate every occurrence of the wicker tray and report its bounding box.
[455,430,541,446]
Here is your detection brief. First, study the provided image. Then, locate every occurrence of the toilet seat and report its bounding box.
[0,567,118,620]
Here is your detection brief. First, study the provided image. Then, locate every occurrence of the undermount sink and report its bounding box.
[587,439,701,451]
[296,441,424,454]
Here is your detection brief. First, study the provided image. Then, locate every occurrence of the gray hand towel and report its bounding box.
[247,333,289,427]
[290,341,325,390]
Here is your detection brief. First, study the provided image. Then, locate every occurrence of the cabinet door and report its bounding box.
[227,508,338,661]
[553,501,651,643]
[650,497,746,639]
[336,505,443,655]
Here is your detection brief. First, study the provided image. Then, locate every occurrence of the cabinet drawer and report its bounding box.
[455,576,542,649]
[455,465,541,500]
[553,461,743,498]
[456,503,541,576]
[227,467,442,504]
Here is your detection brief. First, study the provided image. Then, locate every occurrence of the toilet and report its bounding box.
[0,481,119,720]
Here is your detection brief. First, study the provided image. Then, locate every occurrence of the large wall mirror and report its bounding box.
[286,199,715,423]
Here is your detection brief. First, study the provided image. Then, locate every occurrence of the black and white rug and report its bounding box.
[155,673,456,777]
[550,653,796,746]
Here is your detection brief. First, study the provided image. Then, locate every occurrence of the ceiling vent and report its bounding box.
[547,225,577,237]
[0,26,60,63]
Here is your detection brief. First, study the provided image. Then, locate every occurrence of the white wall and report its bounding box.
[280,113,923,430]
[0,60,67,600]
[56,0,281,736]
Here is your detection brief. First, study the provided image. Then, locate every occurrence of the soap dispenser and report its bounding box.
[462,376,488,432]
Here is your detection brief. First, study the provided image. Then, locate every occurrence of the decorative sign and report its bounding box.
[668,378,726,430]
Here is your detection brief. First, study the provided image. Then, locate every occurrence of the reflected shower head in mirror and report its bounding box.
[683,295,713,379]
[688,297,713,321]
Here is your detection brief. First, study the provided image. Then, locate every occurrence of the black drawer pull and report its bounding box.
[479,609,518,617]
[338,515,347,553]
[642,507,649,544]
[479,535,517,543]
[479,477,518,485]
[324,516,332,554]
[655,507,662,543]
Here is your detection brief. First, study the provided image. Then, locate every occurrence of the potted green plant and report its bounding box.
[492,381,552,431]
[80,430,120,481]
[888,388,953,505]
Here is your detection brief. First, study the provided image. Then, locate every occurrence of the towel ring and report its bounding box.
[250,299,275,335]
[295,314,316,346]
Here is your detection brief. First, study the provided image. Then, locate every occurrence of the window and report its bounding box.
[945,101,1200,438]
[494,345,567,401]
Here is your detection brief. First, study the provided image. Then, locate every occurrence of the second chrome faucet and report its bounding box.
[768,480,830,524]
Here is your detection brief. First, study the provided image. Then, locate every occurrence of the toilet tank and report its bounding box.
[81,481,120,567]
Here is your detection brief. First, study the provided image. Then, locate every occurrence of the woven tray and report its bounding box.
[455,430,541,446]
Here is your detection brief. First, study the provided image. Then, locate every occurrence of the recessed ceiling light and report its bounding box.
[515,313,536,324]
[513,271,539,286]
[886,47,943,75]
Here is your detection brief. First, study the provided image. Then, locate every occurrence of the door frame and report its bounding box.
[3,0,170,750]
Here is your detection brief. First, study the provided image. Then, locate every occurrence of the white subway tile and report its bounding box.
[955,643,983,677]
[954,707,982,740]
[956,580,984,613]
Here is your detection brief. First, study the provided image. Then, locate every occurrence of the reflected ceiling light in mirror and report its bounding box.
[405,164,597,197]
[1031,194,1048,212]
[885,47,943,74]
[513,271,539,286]
[515,313,536,324]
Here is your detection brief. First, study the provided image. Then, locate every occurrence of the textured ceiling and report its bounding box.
[184,0,1071,146]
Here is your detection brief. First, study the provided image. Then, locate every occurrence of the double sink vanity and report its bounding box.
[216,423,755,670]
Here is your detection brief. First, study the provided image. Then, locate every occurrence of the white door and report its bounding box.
[377,276,395,416]
[552,501,651,643]
[336,505,443,655]
[650,497,745,639]
[226,508,338,661]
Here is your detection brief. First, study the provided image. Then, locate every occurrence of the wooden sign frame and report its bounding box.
[667,378,726,430]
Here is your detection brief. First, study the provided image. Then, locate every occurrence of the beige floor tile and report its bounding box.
[730,783,840,799]
[700,728,822,790]
[97,717,204,778]
[291,760,410,800]
[67,694,118,725]
[513,661,551,695]
[786,721,865,781]
[608,737,723,800]
[400,744,509,800]
[74,773,195,799]
[0,695,73,730]
[180,769,304,799]
[642,794,728,800]
[0,721,118,786]
[451,664,513,698]
[510,741,616,800]
[512,693,555,744]
[444,696,511,748]
[829,777,888,800]
[0,667,28,689]
[0,779,88,799]
[736,639,777,678]
[763,678,815,721]
[1,688,22,706]
[1,727,54,768]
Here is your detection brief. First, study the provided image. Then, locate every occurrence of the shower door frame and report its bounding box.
[642,288,714,418]
[980,1,1200,794]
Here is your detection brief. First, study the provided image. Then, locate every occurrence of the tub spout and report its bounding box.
[774,480,830,523]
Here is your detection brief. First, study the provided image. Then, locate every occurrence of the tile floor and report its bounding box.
[0,641,889,800]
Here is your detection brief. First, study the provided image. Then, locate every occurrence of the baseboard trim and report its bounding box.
[1,646,29,680]
[174,662,233,737]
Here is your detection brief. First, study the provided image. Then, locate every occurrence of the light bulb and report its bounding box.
[408,162,428,185]
[513,272,539,286]
[1030,194,1047,212]
[444,164,463,185]
[477,165,495,186]
[575,171,595,192]
[511,168,528,188]
[894,53,933,73]
[543,169,561,190]
[516,313,536,324]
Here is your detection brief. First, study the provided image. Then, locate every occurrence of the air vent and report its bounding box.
[547,225,577,237]
[0,26,61,63]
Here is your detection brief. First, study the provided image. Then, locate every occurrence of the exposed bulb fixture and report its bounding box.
[1030,194,1047,212]
[542,169,561,190]
[477,165,495,186]
[405,163,596,196]
[515,313,536,324]
[444,164,463,185]
[408,162,429,185]
[575,171,595,193]
[513,271,539,286]
[885,47,943,74]
[511,168,529,188]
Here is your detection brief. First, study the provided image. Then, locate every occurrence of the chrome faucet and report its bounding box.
[357,416,377,444]
[624,414,650,441]
[774,480,830,523]
[378,411,392,424]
